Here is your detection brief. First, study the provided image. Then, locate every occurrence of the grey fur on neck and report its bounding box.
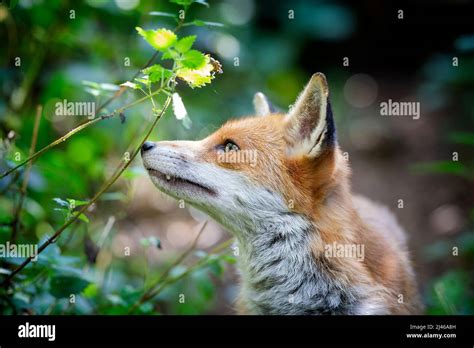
[234,213,361,315]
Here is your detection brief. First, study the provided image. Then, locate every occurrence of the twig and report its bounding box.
[128,220,208,314]
[1,95,172,288]
[0,89,163,180]
[129,235,234,313]
[11,105,42,242]
[96,51,159,114]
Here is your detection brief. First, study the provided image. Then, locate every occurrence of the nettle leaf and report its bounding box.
[177,55,215,88]
[174,35,196,54]
[142,64,173,83]
[177,68,212,88]
[136,27,177,51]
[180,50,206,69]
[162,48,180,60]
[50,275,90,298]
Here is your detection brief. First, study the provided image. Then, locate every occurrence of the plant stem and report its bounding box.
[0,88,163,180]
[130,236,234,313]
[1,95,172,288]
[10,105,42,242]
[128,221,208,314]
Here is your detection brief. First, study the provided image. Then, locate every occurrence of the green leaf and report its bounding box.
[170,0,194,6]
[53,198,69,207]
[67,198,89,207]
[83,283,99,298]
[180,50,206,69]
[50,275,90,298]
[72,211,90,224]
[174,35,196,54]
[134,76,151,88]
[142,64,173,83]
[191,19,224,27]
[161,49,179,60]
[149,11,178,19]
[193,0,209,7]
[177,55,215,88]
[136,27,177,51]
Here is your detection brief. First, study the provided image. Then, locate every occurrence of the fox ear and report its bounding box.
[286,73,336,157]
[253,92,275,116]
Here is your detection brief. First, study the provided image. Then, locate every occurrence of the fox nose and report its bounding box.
[141,141,156,153]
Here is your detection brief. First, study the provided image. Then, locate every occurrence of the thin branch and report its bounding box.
[95,51,160,114]
[129,236,234,314]
[10,105,42,242]
[0,88,163,179]
[128,221,208,314]
[1,95,172,288]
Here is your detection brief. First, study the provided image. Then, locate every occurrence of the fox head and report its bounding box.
[141,73,349,238]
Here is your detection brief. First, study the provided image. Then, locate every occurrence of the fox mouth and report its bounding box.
[146,168,216,196]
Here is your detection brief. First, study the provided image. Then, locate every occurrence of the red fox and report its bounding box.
[141,73,423,314]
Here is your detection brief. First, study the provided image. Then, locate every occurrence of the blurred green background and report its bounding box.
[0,0,473,314]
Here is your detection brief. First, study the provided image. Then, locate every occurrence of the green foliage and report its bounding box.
[426,271,474,315]
[50,275,90,299]
[0,0,227,315]
[131,26,219,90]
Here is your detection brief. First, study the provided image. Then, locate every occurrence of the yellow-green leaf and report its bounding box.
[136,27,177,51]
[177,55,215,88]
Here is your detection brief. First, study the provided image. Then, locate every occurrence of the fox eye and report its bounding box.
[224,140,240,152]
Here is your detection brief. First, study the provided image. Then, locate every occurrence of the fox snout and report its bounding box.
[141,141,156,153]
[141,140,219,205]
